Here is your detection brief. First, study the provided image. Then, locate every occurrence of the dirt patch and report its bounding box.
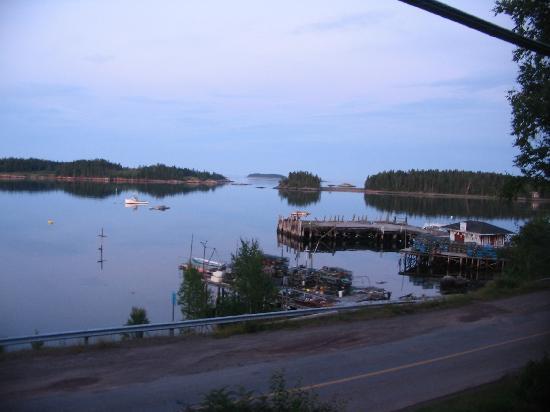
[458,303,510,323]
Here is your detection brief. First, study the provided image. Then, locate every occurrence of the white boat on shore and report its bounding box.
[191,257,225,271]
[124,196,149,205]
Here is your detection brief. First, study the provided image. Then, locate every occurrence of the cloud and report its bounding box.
[295,12,388,34]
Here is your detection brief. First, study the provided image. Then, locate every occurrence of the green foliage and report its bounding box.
[517,355,550,409]
[279,171,321,189]
[178,266,214,319]
[192,371,342,412]
[126,307,150,325]
[230,239,277,314]
[125,307,150,339]
[415,356,550,412]
[504,217,550,281]
[364,169,547,197]
[0,157,226,181]
[494,1,550,182]
[133,163,225,181]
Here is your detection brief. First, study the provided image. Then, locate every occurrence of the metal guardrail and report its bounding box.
[0,300,422,347]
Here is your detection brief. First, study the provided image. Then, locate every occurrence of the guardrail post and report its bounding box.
[84,336,89,346]
[169,328,174,337]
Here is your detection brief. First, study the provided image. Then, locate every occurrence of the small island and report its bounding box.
[247,173,285,180]
[277,171,321,190]
[0,158,228,186]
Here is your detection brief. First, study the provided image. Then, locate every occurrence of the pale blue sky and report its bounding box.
[0,0,519,183]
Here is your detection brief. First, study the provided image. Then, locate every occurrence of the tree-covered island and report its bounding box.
[0,157,227,184]
[278,171,321,190]
[365,169,548,198]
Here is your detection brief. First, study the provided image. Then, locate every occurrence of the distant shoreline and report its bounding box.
[0,173,229,186]
[2,174,546,202]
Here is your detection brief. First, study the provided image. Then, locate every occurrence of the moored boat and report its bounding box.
[190,257,226,272]
[125,196,148,205]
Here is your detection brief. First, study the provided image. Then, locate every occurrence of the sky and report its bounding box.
[0,0,520,183]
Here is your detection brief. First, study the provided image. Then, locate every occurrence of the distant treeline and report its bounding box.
[364,169,547,198]
[0,158,226,181]
[279,171,321,189]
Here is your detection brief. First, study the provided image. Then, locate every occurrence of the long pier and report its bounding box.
[277,216,428,252]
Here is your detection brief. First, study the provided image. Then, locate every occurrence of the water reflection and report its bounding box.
[0,180,221,199]
[278,232,408,254]
[278,189,321,207]
[364,194,547,220]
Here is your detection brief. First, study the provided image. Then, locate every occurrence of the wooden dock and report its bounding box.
[400,247,506,277]
[277,216,428,252]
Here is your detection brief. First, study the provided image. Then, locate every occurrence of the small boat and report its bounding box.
[125,196,148,205]
[149,205,170,211]
[290,210,310,219]
[190,257,226,272]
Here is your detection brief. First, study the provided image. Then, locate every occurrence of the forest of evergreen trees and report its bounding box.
[279,171,321,189]
[364,169,546,198]
[0,158,226,181]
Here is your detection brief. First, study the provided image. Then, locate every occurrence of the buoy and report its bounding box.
[47,219,54,225]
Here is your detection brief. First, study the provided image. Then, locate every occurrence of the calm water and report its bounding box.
[0,178,545,338]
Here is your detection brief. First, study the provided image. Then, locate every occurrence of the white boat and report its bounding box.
[125,196,149,205]
[191,257,225,271]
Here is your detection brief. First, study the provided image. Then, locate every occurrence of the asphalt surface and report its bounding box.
[2,290,550,411]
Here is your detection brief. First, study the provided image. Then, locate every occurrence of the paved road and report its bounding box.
[2,290,550,411]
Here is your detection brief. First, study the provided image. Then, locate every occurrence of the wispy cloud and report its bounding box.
[294,12,388,34]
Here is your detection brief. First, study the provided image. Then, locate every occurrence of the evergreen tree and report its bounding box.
[125,307,150,339]
[494,1,550,181]
[505,217,550,281]
[279,171,321,189]
[178,265,214,319]
[231,239,277,314]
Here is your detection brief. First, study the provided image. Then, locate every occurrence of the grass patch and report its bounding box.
[413,356,550,412]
